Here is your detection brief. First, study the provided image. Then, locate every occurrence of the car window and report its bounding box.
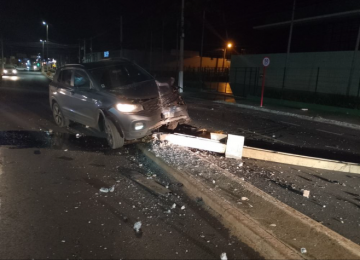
[89,63,153,90]
[74,70,90,89]
[59,70,72,86]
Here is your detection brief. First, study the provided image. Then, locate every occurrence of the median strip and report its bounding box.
[138,143,360,259]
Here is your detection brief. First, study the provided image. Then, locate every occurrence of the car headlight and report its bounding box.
[12,70,17,74]
[3,70,8,74]
[116,103,143,113]
[33,66,37,70]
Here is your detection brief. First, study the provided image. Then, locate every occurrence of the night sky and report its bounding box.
[1,0,358,57]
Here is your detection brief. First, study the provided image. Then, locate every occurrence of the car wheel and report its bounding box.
[105,118,124,149]
[52,102,67,127]
[166,121,178,130]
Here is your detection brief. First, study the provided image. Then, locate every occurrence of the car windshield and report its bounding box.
[89,63,153,90]
[5,65,15,69]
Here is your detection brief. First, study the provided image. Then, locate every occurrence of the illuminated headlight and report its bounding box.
[3,70,8,74]
[134,122,144,130]
[12,70,17,74]
[33,66,37,70]
[116,103,143,113]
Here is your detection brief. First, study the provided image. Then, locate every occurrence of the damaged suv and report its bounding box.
[49,60,190,149]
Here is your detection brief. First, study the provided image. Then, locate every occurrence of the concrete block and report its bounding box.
[225,134,245,159]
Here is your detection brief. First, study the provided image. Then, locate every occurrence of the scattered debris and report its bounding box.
[181,205,186,210]
[64,149,68,152]
[76,133,82,138]
[48,129,53,134]
[171,203,177,209]
[270,224,276,227]
[241,197,249,201]
[239,162,243,167]
[109,185,115,192]
[220,252,228,260]
[133,221,142,233]
[300,248,307,254]
[301,108,308,111]
[303,190,310,198]
[99,187,109,193]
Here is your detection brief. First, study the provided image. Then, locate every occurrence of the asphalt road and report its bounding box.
[0,72,259,259]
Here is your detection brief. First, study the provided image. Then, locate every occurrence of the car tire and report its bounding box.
[52,102,68,127]
[105,118,124,149]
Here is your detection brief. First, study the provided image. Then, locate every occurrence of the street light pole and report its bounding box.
[43,21,49,71]
[222,43,232,69]
[1,35,4,73]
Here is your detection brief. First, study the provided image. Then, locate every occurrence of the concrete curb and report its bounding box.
[214,100,360,130]
[243,146,360,174]
[138,144,360,260]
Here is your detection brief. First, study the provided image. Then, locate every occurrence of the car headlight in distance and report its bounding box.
[12,70,17,74]
[3,70,8,74]
[33,66,37,70]
[116,103,143,113]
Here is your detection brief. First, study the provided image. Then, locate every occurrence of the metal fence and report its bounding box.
[230,67,360,109]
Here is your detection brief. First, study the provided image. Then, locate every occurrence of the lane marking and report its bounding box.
[279,121,300,127]
[316,129,343,136]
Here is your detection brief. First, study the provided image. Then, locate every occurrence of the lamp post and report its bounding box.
[43,21,49,71]
[222,42,232,69]
[40,39,46,72]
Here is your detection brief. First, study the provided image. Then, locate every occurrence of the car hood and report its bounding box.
[107,78,175,100]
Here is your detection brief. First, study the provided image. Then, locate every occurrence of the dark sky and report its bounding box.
[1,0,359,56]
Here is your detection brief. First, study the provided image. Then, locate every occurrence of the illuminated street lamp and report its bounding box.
[42,21,49,71]
[222,42,232,69]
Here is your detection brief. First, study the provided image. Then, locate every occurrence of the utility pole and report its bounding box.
[150,29,153,71]
[178,0,185,93]
[199,10,205,71]
[46,24,49,62]
[347,22,360,96]
[83,39,86,63]
[161,20,165,68]
[120,16,123,58]
[1,35,4,72]
[282,0,296,91]
[90,38,93,62]
[78,39,81,63]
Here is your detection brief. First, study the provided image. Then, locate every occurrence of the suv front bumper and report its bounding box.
[107,105,190,140]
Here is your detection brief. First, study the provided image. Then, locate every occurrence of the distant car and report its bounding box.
[49,59,190,149]
[1,65,18,76]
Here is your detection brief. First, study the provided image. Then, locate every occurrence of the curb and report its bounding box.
[214,101,360,130]
[138,144,360,260]
[243,146,360,175]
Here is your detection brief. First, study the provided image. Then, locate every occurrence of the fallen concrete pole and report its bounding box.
[243,146,360,175]
[154,133,227,153]
[156,132,360,175]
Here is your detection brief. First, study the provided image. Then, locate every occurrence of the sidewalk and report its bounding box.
[182,90,360,130]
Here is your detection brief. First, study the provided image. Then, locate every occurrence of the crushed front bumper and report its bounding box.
[107,105,190,141]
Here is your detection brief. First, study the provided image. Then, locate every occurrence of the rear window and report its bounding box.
[88,63,153,90]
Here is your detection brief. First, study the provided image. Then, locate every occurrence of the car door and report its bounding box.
[70,69,100,127]
[54,69,78,121]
